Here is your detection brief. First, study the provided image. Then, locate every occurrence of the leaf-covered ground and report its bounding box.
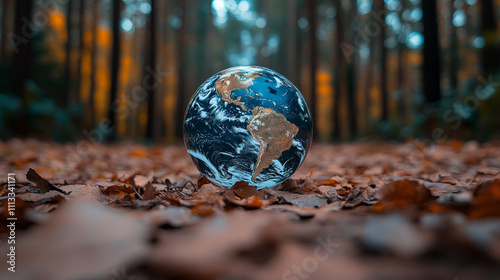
[1,139,500,280]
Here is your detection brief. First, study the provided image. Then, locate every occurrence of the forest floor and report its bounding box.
[1,139,500,280]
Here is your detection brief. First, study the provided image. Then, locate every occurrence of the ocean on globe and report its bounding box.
[183,66,313,189]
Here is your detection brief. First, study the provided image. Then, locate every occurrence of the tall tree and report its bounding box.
[11,0,33,135]
[1,0,10,61]
[63,0,73,105]
[203,1,215,80]
[196,1,208,85]
[145,0,157,140]
[422,0,441,103]
[448,0,458,95]
[307,0,318,139]
[363,32,375,132]
[175,0,188,140]
[106,0,121,141]
[376,0,388,121]
[396,2,406,121]
[346,3,358,138]
[285,0,298,84]
[75,0,85,103]
[332,0,343,140]
[480,0,498,74]
[11,0,33,99]
[88,0,99,127]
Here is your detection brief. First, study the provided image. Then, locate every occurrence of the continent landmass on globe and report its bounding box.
[215,69,299,182]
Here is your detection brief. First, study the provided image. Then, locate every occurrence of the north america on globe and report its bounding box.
[184,66,312,189]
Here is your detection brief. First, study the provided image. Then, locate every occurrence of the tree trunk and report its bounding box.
[376,0,388,121]
[285,0,297,84]
[347,61,357,138]
[480,0,498,74]
[294,1,305,92]
[422,0,441,104]
[88,0,99,127]
[196,1,208,85]
[175,0,188,140]
[397,42,405,120]
[396,2,406,122]
[145,0,157,140]
[346,4,358,138]
[203,2,214,79]
[75,0,84,103]
[106,0,121,141]
[307,0,318,139]
[448,0,458,95]
[332,0,343,140]
[63,0,73,105]
[1,0,10,61]
[10,0,33,135]
[12,0,33,99]
[363,37,375,133]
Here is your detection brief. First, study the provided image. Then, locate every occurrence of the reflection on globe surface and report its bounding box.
[183,66,313,189]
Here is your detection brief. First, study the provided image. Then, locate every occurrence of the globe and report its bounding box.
[183,66,313,189]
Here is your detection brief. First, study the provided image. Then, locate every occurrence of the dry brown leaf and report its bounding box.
[373,179,436,212]
[231,181,264,199]
[191,203,216,216]
[196,176,212,188]
[97,182,136,196]
[142,183,159,200]
[469,179,500,219]
[26,168,70,195]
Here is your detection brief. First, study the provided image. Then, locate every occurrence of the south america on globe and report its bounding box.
[183,66,313,189]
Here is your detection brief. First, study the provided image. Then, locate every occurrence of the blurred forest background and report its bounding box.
[0,0,499,143]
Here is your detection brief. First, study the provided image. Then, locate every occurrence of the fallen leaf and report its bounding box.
[26,168,70,195]
[231,181,264,199]
[223,192,272,210]
[143,183,159,201]
[197,176,212,188]
[133,174,154,188]
[191,203,216,216]
[96,182,136,196]
[373,180,436,212]
[469,179,500,219]
[278,192,329,208]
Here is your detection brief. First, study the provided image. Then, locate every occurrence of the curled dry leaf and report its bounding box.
[373,179,436,212]
[26,168,70,195]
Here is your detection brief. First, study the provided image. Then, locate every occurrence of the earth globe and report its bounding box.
[183,66,313,189]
